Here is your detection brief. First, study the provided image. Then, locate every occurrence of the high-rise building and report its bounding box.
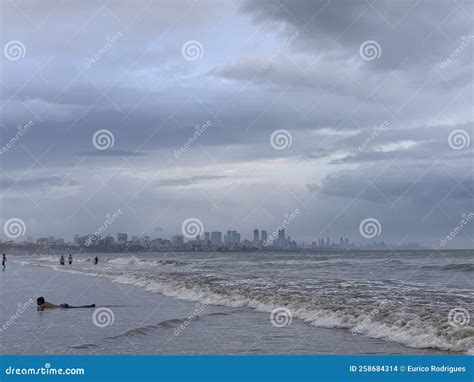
[261,230,268,243]
[231,231,240,244]
[275,229,286,248]
[172,235,184,246]
[253,228,259,243]
[117,233,127,245]
[225,230,232,243]
[204,232,211,242]
[211,231,221,245]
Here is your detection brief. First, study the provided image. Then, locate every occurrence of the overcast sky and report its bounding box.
[1,0,473,248]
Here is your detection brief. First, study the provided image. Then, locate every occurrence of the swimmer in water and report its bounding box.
[36,297,95,311]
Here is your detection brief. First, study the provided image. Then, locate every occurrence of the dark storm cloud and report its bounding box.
[240,0,473,71]
[318,166,473,207]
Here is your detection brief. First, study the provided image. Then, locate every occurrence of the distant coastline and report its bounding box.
[1,242,451,255]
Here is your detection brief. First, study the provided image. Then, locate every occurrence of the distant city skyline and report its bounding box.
[1,223,428,251]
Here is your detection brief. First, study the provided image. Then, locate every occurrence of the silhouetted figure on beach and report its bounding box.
[2,254,6,271]
[68,254,73,265]
[93,256,99,265]
[60,255,65,266]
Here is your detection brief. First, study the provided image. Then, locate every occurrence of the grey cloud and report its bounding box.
[0,176,79,189]
[154,175,236,188]
[75,150,146,157]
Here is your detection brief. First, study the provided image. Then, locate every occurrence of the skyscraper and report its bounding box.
[231,231,240,244]
[253,228,259,243]
[261,230,268,243]
[204,232,211,242]
[211,231,222,246]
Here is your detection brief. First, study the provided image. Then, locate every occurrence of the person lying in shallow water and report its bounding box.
[36,297,95,311]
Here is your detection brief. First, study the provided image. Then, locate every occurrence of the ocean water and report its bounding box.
[2,250,473,354]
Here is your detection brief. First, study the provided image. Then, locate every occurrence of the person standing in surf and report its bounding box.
[68,254,73,265]
[2,254,6,271]
[60,255,65,266]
